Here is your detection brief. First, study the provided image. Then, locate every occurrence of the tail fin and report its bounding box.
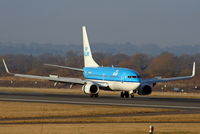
[82,26,99,67]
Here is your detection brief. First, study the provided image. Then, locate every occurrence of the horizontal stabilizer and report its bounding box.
[44,64,83,71]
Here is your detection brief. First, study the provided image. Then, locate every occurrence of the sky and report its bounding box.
[0,0,200,46]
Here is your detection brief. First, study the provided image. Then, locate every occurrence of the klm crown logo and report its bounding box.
[84,47,90,56]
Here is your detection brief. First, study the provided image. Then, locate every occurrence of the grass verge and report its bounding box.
[0,101,199,134]
[0,101,174,120]
[0,123,199,134]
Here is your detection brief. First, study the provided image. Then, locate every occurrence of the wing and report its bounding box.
[3,59,85,85]
[142,62,195,84]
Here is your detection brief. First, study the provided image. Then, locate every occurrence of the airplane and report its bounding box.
[2,26,196,98]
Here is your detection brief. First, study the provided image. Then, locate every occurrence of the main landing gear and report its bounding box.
[120,91,134,98]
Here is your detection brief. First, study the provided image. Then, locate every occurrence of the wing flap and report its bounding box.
[15,74,85,84]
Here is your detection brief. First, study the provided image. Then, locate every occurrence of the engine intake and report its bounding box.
[138,85,152,95]
[82,82,99,95]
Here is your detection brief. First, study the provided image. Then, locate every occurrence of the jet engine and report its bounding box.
[137,84,152,95]
[82,82,99,95]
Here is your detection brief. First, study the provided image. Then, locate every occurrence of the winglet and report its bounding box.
[192,62,195,77]
[2,59,12,74]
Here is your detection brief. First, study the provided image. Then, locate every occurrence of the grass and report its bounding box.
[0,101,174,120]
[0,101,199,134]
[0,123,200,134]
[151,91,200,99]
[0,101,198,124]
[2,113,200,124]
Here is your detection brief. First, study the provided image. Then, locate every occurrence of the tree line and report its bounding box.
[0,51,199,83]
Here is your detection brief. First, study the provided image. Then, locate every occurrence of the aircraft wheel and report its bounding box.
[90,94,94,98]
[120,92,125,98]
[125,91,129,98]
[130,93,134,98]
[94,94,99,97]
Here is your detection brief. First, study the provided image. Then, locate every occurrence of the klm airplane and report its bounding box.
[3,26,196,98]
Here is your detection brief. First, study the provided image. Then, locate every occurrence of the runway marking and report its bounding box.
[0,98,200,110]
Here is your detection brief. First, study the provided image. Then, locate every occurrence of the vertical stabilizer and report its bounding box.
[82,26,99,67]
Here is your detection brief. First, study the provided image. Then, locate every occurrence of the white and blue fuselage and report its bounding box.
[84,67,141,91]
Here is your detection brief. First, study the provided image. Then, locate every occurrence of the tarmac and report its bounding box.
[0,91,199,110]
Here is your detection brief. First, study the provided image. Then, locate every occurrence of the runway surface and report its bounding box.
[0,91,200,110]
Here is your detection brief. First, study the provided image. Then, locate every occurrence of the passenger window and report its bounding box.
[128,76,138,78]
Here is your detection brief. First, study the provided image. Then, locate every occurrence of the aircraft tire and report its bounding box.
[90,94,94,98]
[120,92,125,98]
[95,94,99,97]
[125,91,129,98]
[130,93,134,98]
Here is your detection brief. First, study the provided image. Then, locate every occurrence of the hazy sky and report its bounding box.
[0,0,200,46]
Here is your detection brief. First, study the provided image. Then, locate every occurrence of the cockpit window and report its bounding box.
[128,76,140,78]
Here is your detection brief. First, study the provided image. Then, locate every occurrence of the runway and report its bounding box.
[0,91,200,110]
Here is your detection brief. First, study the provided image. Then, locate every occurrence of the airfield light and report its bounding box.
[149,125,154,134]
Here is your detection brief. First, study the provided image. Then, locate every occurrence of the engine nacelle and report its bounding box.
[82,82,99,95]
[138,84,152,95]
